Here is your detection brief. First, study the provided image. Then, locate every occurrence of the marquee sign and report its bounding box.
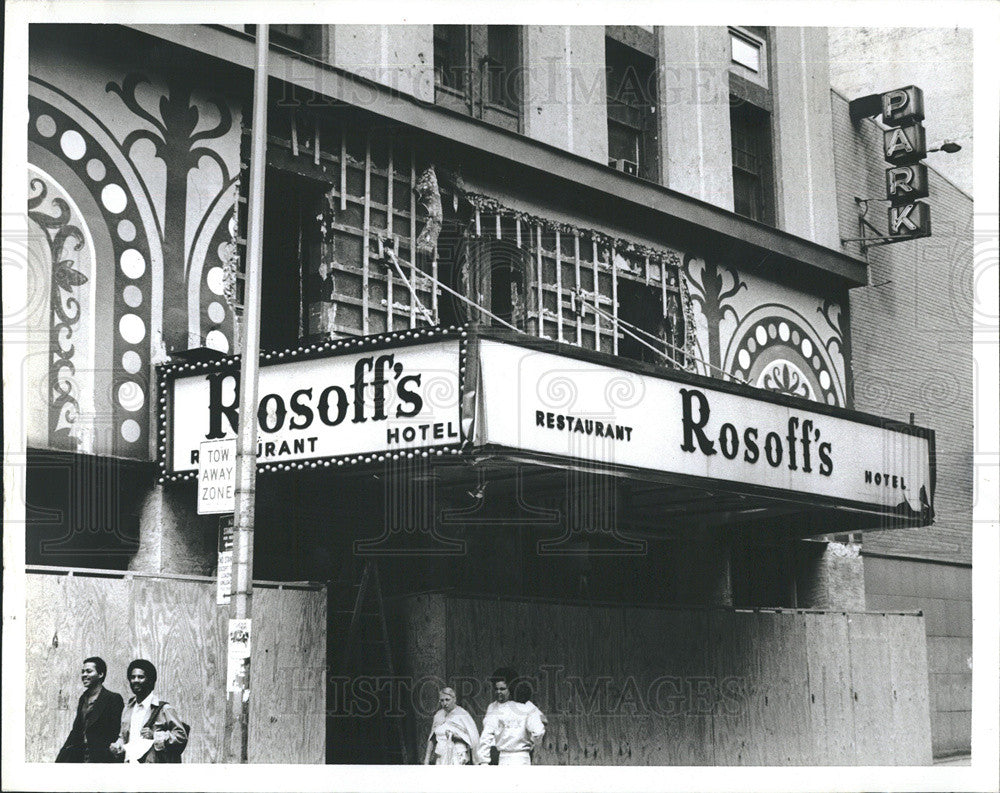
[158,329,935,523]
[162,338,463,476]
[477,340,934,515]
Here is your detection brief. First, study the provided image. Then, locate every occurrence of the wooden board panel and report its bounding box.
[883,615,933,764]
[622,607,714,765]
[25,573,71,762]
[24,572,324,764]
[846,612,895,765]
[399,593,447,760]
[755,611,812,764]
[709,608,764,765]
[803,611,854,764]
[398,595,932,766]
[250,587,327,764]
[130,575,228,763]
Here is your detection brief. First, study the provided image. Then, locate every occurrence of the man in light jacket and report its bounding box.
[109,659,188,763]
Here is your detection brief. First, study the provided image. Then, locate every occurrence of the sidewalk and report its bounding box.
[933,753,972,766]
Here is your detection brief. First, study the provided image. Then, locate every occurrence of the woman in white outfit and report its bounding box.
[476,668,546,766]
[424,687,479,765]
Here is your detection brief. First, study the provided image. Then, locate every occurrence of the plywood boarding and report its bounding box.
[710,608,765,765]
[751,611,812,765]
[250,586,327,764]
[397,593,448,760]
[622,607,714,765]
[803,611,854,764]
[424,595,932,766]
[24,572,325,764]
[846,612,896,765]
[883,615,933,764]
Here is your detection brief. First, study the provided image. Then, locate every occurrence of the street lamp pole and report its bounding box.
[223,23,268,764]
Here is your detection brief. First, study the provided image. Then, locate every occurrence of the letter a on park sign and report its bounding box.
[198,438,236,514]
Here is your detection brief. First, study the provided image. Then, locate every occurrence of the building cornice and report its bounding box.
[123,23,869,286]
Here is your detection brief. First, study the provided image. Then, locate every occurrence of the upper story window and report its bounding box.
[433,25,521,132]
[244,25,323,59]
[730,101,775,225]
[605,32,659,182]
[729,27,768,88]
[728,27,774,225]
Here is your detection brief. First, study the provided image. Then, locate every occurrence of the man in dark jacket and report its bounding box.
[110,659,188,763]
[56,656,125,763]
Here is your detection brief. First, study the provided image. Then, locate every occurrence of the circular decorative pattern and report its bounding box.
[101,183,128,214]
[123,285,143,308]
[206,266,225,295]
[117,381,145,412]
[86,159,106,182]
[120,248,146,279]
[217,240,234,264]
[36,114,57,138]
[727,315,840,406]
[121,419,141,443]
[60,130,87,160]
[117,219,136,242]
[119,313,146,344]
[205,329,229,353]
[208,301,225,324]
[122,350,142,374]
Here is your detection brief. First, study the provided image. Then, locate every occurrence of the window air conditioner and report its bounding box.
[609,158,638,175]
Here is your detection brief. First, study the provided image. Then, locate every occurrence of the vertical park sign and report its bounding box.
[881,86,931,240]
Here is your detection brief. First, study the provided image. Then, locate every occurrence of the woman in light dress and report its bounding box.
[424,687,479,765]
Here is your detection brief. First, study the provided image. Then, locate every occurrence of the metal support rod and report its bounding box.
[224,23,268,765]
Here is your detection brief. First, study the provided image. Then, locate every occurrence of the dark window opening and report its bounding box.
[485,26,520,112]
[617,278,670,366]
[260,169,325,351]
[433,25,468,95]
[730,100,775,225]
[606,37,659,182]
[454,236,530,330]
[433,25,521,131]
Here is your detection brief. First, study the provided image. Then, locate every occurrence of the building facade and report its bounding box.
[22,23,968,764]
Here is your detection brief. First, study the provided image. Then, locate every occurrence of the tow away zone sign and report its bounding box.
[198,439,236,515]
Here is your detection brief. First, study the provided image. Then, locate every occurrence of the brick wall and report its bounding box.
[864,555,971,757]
[830,88,973,566]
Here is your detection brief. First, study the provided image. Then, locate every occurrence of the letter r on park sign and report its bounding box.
[198,438,237,514]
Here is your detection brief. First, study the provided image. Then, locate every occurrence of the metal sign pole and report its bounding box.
[224,23,268,764]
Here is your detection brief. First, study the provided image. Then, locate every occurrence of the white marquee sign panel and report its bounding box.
[169,341,462,473]
[478,340,932,512]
